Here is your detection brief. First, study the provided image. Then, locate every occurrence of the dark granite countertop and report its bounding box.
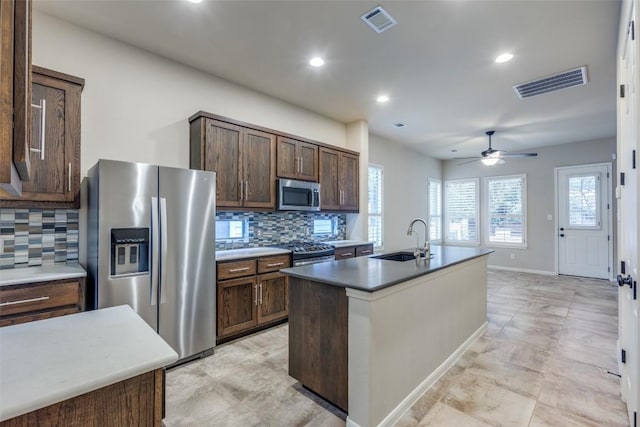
[280,245,493,292]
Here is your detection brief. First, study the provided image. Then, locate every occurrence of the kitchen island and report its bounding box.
[281,245,492,427]
[0,305,178,426]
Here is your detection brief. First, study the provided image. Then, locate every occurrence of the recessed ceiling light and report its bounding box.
[185,0,203,3]
[495,53,513,63]
[376,95,389,103]
[309,57,325,67]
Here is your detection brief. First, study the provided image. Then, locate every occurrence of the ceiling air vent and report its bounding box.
[361,6,397,34]
[513,66,588,99]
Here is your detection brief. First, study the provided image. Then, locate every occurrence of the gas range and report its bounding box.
[279,241,335,266]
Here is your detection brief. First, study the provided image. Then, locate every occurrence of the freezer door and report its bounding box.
[95,160,159,331]
[158,166,216,359]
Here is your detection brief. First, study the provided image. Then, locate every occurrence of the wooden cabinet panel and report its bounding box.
[0,66,84,208]
[276,137,318,182]
[257,254,290,273]
[289,277,348,411]
[217,276,257,337]
[204,119,243,208]
[340,152,359,211]
[276,137,298,179]
[355,244,374,257]
[217,259,256,280]
[319,147,359,212]
[0,369,163,427]
[257,272,288,324]
[0,278,85,327]
[319,148,340,210]
[12,0,31,182]
[191,116,276,210]
[334,247,355,260]
[243,129,275,208]
[216,254,290,341]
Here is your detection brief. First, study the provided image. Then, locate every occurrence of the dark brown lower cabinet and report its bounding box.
[216,254,290,342]
[0,369,164,427]
[288,277,348,411]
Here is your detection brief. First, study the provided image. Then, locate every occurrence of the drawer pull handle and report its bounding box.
[266,262,284,267]
[229,267,250,273]
[360,250,372,254]
[0,296,50,307]
[340,253,352,257]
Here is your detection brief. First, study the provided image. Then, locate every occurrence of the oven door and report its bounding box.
[293,255,335,266]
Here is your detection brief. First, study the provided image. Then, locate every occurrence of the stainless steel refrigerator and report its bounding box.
[87,159,216,362]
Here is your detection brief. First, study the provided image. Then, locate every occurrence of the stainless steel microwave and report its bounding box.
[277,179,320,211]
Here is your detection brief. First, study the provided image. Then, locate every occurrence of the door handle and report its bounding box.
[560,227,564,231]
[150,197,159,306]
[159,197,168,304]
[617,274,633,288]
[560,234,565,237]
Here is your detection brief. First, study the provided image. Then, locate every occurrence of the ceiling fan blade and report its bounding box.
[499,152,538,158]
[457,158,481,166]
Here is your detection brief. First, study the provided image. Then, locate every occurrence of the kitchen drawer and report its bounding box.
[0,306,79,327]
[257,255,291,273]
[0,280,82,318]
[355,244,374,257]
[334,247,355,260]
[217,259,257,280]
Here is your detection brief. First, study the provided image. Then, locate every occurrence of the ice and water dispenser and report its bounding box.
[110,228,149,276]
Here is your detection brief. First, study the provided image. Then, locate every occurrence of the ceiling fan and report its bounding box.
[458,130,538,166]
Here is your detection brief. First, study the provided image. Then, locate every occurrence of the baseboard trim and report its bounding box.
[345,322,488,427]
[488,265,556,276]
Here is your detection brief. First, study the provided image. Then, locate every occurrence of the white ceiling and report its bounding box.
[34,0,621,159]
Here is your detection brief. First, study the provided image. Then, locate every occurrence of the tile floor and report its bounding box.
[165,270,628,426]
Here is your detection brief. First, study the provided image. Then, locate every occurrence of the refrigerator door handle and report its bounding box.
[160,197,168,304]
[151,197,159,306]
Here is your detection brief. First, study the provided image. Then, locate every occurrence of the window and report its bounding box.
[215,219,248,241]
[368,165,383,248]
[313,219,336,235]
[485,174,526,247]
[428,179,442,242]
[444,178,479,244]
[567,174,599,228]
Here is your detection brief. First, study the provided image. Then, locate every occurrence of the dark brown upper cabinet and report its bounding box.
[1,0,32,196]
[276,136,318,182]
[0,66,84,208]
[319,147,359,212]
[190,116,276,210]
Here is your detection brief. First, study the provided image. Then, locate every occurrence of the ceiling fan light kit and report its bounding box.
[457,130,538,166]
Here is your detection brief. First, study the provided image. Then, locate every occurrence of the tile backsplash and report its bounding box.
[0,209,79,270]
[215,211,346,250]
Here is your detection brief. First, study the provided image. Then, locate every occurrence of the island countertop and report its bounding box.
[280,245,493,292]
[0,305,178,422]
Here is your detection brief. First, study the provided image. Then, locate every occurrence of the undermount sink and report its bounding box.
[372,251,433,262]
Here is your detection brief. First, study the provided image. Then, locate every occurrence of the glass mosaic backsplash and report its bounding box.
[0,209,79,270]
[215,211,346,250]
[0,208,345,269]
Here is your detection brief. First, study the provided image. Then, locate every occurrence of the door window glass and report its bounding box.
[568,174,599,228]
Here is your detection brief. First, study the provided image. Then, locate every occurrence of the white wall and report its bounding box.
[32,12,347,179]
[442,137,617,274]
[368,134,442,251]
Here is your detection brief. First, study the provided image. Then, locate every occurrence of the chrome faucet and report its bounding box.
[407,218,430,259]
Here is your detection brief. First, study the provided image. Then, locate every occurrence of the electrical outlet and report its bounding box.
[510,253,516,260]
[547,214,553,221]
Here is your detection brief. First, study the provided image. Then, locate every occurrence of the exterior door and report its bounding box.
[618,4,639,424]
[158,166,216,360]
[557,163,611,279]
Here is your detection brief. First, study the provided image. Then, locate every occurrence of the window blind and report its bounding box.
[428,179,442,241]
[486,175,526,246]
[445,179,478,243]
[368,165,383,248]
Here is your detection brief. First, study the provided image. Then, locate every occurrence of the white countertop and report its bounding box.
[0,263,87,287]
[0,305,178,422]
[322,240,373,248]
[216,247,291,261]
